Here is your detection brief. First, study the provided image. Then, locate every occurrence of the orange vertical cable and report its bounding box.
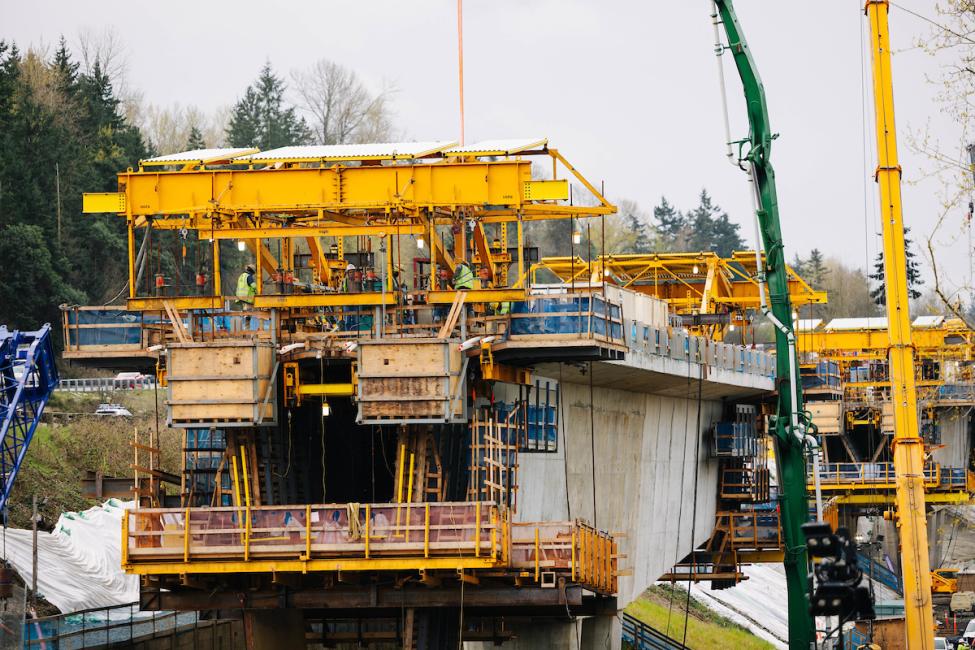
[456,0,465,145]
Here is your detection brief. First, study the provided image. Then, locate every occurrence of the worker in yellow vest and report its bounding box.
[452,260,474,290]
[235,264,257,329]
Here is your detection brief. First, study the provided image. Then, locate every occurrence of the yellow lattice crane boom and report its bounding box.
[866,1,934,645]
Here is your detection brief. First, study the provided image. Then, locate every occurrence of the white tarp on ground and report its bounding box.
[696,563,901,650]
[2,499,136,612]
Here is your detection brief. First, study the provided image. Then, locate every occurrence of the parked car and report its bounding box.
[94,403,132,417]
[935,636,948,650]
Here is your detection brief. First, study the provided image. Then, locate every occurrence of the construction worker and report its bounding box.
[433,268,451,323]
[195,268,207,296]
[235,264,257,329]
[452,260,474,290]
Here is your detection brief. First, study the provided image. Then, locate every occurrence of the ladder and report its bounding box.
[0,324,58,513]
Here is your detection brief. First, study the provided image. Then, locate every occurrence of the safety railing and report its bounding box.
[61,306,169,353]
[508,292,624,344]
[123,503,617,595]
[126,501,501,564]
[626,319,775,379]
[25,601,207,648]
[940,467,969,489]
[56,377,156,392]
[857,552,902,595]
[509,520,617,595]
[713,510,782,550]
[621,611,686,649]
[813,462,941,487]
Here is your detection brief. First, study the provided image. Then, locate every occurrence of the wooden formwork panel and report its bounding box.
[808,402,842,434]
[357,339,465,423]
[881,402,895,433]
[167,341,276,427]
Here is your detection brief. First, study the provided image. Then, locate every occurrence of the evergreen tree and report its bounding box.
[0,224,85,329]
[869,226,924,305]
[805,248,829,288]
[186,124,205,150]
[653,196,685,251]
[685,190,744,257]
[619,199,653,253]
[790,252,807,278]
[226,62,311,148]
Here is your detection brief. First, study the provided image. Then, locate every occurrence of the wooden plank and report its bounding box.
[437,291,465,338]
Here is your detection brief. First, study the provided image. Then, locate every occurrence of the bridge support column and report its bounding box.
[581,615,621,650]
[243,609,304,650]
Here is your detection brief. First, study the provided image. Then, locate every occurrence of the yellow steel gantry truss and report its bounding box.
[82,140,616,313]
[532,251,825,325]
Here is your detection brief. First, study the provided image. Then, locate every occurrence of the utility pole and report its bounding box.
[55,163,62,246]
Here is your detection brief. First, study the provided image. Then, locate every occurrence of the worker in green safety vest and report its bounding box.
[452,260,474,290]
[234,264,257,329]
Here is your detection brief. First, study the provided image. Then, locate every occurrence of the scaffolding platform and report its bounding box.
[123,501,618,596]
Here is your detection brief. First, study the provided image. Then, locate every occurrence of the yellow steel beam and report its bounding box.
[255,293,397,308]
[866,4,933,643]
[737,550,786,563]
[832,492,973,506]
[799,328,969,355]
[128,296,226,311]
[297,383,355,398]
[427,288,526,304]
[211,225,426,239]
[101,157,614,222]
[124,556,501,576]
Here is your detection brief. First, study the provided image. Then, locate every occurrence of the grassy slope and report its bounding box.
[625,585,776,650]
[6,389,181,528]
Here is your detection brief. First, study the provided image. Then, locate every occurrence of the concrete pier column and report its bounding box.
[243,609,305,650]
[580,615,621,650]
[471,619,581,649]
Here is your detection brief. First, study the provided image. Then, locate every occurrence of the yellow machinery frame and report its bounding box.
[83,145,616,312]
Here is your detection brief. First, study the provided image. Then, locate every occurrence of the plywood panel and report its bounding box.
[167,341,276,426]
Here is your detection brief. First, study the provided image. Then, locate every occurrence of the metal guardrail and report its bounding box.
[621,612,687,649]
[857,552,902,595]
[55,377,156,393]
[25,601,199,648]
[624,318,775,379]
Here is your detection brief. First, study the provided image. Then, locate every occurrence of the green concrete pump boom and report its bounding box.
[712,2,816,647]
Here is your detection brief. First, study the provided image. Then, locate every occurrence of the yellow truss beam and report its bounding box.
[85,150,614,223]
[533,251,826,313]
[798,328,974,359]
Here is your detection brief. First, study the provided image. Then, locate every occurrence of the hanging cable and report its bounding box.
[457,573,465,650]
[588,361,597,528]
[682,361,705,647]
[320,355,327,501]
[667,352,695,636]
[456,0,466,145]
[559,363,572,519]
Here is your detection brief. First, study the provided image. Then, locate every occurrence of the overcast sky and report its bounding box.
[4,1,970,299]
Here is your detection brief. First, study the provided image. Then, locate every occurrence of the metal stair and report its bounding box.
[0,324,58,512]
[621,612,687,649]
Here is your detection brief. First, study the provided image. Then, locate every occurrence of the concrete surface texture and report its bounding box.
[517,380,722,607]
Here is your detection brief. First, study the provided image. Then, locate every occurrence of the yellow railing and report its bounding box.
[122,503,617,595]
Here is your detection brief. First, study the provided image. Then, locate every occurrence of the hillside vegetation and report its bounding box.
[7,390,180,529]
[624,585,776,650]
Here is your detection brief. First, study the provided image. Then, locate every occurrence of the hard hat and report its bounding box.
[346,263,356,271]
[245,264,255,273]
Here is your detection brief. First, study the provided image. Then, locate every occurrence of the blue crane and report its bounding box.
[0,324,58,514]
